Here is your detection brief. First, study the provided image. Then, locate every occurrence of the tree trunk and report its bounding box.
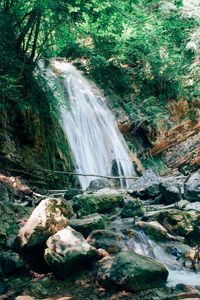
[16,9,37,51]
[29,13,41,63]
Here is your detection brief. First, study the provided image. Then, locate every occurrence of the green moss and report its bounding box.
[73,194,124,217]
[141,156,168,175]
[0,202,31,247]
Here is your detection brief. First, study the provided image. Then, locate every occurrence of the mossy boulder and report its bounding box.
[87,229,126,254]
[147,209,199,237]
[69,213,106,238]
[97,251,168,292]
[159,180,182,204]
[0,202,30,249]
[64,188,83,200]
[137,221,169,241]
[44,227,97,278]
[15,197,74,250]
[73,192,123,217]
[121,198,145,218]
[0,251,25,275]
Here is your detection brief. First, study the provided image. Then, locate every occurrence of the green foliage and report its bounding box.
[141,155,168,175]
[1,0,199,128]
[0,14,23,104]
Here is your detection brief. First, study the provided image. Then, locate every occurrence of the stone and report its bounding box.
[44,227,97,278]
[97,251,168,292]
[86,179,113,192]
[146,209,199,237]
[64,188,83,200]
[175,200,190,210]
[162,242,192,258]
[87,229,126,254]
[72,192,123,217]
[185,202,200,212]
[184,171,200,202]
[0,251,25,275]
[121,198,145,218]
[129,170,160,199]
[69,213,106,238]
[15,197,73,250]
[96,248,110,259]
[137,220,169,241]
[159,180,182,204]
[0,202,30,249]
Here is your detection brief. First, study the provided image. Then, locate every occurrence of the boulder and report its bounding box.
[73,191,123,217]
[121,198,145,218]
[175,200,190,210]
[87,229,126,254]
[44,227,97,278]
[69,213,106,237]
[86,179,113,192]
[162,242,192,258]
[0,251,25,275]
[97,251,168,292]
[0,202,30,249]
[146,209,199,237]
[184,171,200,202]
[137,221,169,241]
[129,170,160,199]
[15,198,73,250]
[159,180,182,204]
[64,188,83,200]
[184,202,200,212]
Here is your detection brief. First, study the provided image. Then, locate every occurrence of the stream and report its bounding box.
[109,217,200,287]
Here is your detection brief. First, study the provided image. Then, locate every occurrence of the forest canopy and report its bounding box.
[1,0,200,126]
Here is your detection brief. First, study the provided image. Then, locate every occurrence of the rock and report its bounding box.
[73,192,123,217]
[162,242,192,258]
[87,229,126,254]
[137,221,169,241]
[64,188,83,200]
[97,251,168,292]
[185,248,196,261]
[44,227,97,278]
[0,251,25,275]
[129,170,160,199]
[69,213,106,238]
[121,198,145,218]
[185,202,200,212]
[86,179,113,192]
[175,200,190,210]
[159,180,182,204]
[146,209,199,237]
[15,198,73,250]
[96,248,110,259]
[185,171,200,202]
[0,202,30,249]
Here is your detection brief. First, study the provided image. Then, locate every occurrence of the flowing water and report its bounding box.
[152,242,200,287]
[37,60,200,287]
[109,218,200,287]
[38,60,136,190]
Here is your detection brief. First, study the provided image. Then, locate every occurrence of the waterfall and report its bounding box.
[38,60,136,190]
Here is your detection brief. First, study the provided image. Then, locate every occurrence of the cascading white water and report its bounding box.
[39,60,136,190]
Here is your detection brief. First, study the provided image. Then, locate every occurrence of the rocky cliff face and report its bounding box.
[118,99,200,174]
[0,78,74,189]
